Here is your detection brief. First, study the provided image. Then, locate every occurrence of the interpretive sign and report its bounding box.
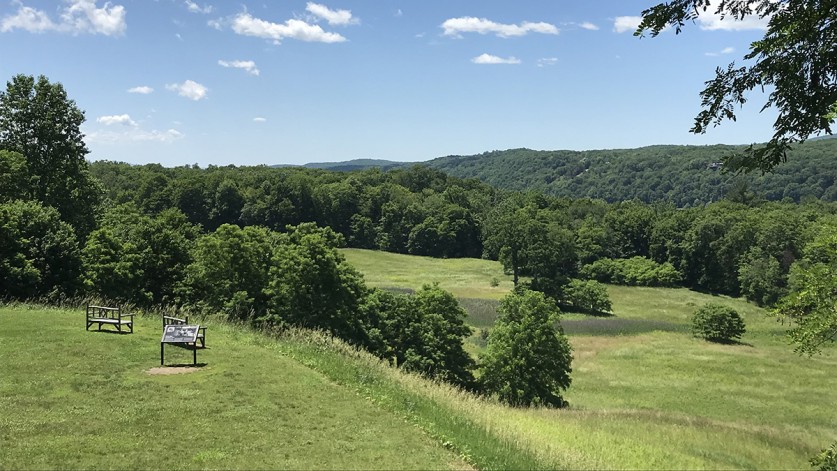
[161,324,200,344]
[160,324,201,366]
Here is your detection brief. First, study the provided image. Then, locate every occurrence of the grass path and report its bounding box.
[0,306,467,470]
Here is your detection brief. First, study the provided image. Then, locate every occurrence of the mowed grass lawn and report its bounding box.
[343,250,837,469]
[0,306,465,470]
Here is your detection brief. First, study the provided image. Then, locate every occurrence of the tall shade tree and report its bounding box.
[0,74,102,236]
[637,1,837,172]
[480,289,573,407]
[0,200,81,299]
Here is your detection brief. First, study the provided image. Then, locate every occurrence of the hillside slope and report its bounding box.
[424,140,837,205]
[0,307,466,470]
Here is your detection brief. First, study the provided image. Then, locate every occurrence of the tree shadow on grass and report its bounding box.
[703,337,755,348]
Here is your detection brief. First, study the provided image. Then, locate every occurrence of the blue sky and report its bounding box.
[0,0,775,166]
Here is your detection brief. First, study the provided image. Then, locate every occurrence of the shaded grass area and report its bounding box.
[0,306,467,470]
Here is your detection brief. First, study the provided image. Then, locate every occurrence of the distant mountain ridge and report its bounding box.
[283,139,837,205]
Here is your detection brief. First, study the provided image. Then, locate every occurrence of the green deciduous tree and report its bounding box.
[361,285,476,389]
[266,224,372,347]
[0,74,102,236]
[0,200,81,298]
[775,226,837,355]
[480,289,573,407]
[637,1,837,172]
[181,224,275,320]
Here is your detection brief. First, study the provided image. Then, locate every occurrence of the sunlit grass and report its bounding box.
[340,250,837,469]
[0,305,467,470]
[341,248,513,299]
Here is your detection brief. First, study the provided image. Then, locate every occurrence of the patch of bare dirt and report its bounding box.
[145,366,200,375]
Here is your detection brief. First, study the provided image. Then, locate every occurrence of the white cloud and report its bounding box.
[579,22,599,31]
[613,16,642,33]
[87,128,184,144]
[537,57,558,67]
[127,86,154,94]
[166,80,209,101]
[253,117,267,123]
[1,0,126,36]
[231,12,346,43]
[705,46,736,57]
[305,2,357,26]
[218,59,259,76]
[97,114,137,126]
[472,53,521,65]
[697,12,769,31]
[184,1,213,14]
[441,17,558,38]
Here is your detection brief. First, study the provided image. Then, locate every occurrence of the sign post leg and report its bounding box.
[160,343,164,366]
[193,345,197,366]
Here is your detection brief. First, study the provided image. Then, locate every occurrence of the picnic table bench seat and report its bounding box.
[86,305,133,334]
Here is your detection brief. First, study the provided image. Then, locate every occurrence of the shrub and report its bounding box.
[580,257,681,287]
[563,279,612,314]
[691,303,746,343]
[811,442,837,471]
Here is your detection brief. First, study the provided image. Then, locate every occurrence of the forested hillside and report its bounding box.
[424,140,837,206]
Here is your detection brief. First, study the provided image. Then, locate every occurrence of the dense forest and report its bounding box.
[308,140,837,206]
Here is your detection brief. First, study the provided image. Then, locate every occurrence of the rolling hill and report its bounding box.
[287,139,837,205]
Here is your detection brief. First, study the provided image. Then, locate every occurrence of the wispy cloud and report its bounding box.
[88,127,184,143]
[127,86,153,94]
[613,16,642,33]
[166,80,209,101]
[1,0,127,36]
[184,1,213,14]
[218,59,259,76]
[705,46,736,57]
[305,2,358,26]
[97,114,137,126]
[253,117,267,123]
[537,57,558,67]
[579,22,599,31]
[231,12,346,44]
[442,17,558,38]
[472,53,521,65]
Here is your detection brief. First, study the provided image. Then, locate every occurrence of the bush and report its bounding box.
[580,257,681,287]
[691,303,746,343]
[563,279,612,314]
[811,442,837,471]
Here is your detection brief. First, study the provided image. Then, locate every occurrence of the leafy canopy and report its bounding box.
[637,1,837,172]
[480,289,573,407]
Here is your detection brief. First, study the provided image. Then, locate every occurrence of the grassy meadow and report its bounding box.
[342,249,837,469]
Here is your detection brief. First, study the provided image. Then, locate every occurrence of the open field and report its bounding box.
[341,248,514,299]
[342,250,837,469]
[0,306,466,470]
